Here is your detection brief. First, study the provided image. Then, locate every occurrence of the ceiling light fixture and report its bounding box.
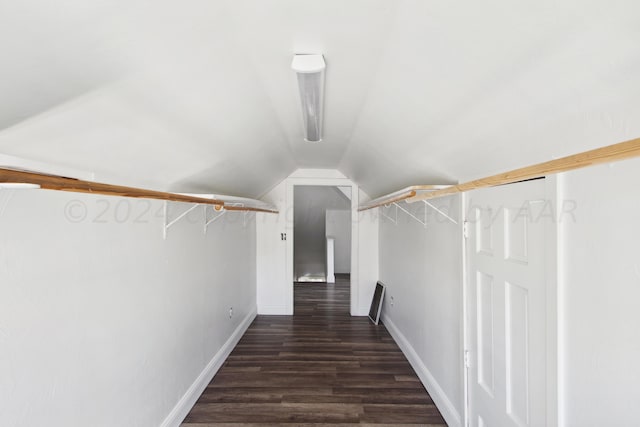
[291,54,325,143]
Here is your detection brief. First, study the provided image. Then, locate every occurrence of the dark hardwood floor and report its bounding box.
[182,275,448,426]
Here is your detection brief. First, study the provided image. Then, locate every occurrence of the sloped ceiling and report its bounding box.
[0,0,639,198]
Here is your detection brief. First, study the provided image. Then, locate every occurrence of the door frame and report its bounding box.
[285,177,360,315]
[461,176,559,427]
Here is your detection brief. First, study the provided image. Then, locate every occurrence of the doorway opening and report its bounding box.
[293,185,352,314]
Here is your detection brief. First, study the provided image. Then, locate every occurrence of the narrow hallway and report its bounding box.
[182,276,447,425]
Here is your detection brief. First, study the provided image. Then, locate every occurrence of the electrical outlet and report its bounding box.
[229,307,233,318]
[390,296,394,307]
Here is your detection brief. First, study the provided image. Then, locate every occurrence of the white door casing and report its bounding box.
[466,179,552,427]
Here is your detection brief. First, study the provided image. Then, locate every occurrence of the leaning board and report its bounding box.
[368,281,386,325]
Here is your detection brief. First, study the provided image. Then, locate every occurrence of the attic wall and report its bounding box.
[378,196,464,426]
[0,190,256,426]
[560,157,640,426]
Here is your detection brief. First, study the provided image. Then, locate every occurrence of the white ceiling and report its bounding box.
[0,0,639,198]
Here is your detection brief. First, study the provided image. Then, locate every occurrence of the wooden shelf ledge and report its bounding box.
[180,193,279,214]
[360,137,640,210]
[0,167,279,213]
[406,137,640,203]
[358,185,452,212]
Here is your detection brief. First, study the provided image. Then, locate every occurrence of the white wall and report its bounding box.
[0,190,257,427]
[560,158,640,427]
[356,191,379,315]
[256,178,288,314]
[293,186,350,280]
[326,209,351,274]
[378,196,463,427]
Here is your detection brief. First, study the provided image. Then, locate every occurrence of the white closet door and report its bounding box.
[467,179,548,427]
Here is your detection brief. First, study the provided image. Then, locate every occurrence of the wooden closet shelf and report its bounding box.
[0,167,278,213]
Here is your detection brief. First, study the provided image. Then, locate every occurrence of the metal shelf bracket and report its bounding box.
[0,189,15,219]
[225,203,253,227]
[395,202,428,227]
[204,205,226,234]
[381,204,397,224]
[382,200,457,227]
[382,202,428,227]
[163,201,199,240]
[423,200,458,225]
[243,211,252,227]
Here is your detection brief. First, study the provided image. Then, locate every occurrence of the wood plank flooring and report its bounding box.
[182,276,448,426]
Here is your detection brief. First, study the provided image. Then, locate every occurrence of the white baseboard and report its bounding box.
[381,313,462,427]
[257,305,290,315]
[357,304,372,316]
[160,307,257,427]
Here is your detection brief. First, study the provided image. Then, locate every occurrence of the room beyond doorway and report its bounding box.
[293,185,352,283]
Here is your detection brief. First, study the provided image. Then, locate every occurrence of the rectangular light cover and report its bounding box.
[292,54,325,143]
